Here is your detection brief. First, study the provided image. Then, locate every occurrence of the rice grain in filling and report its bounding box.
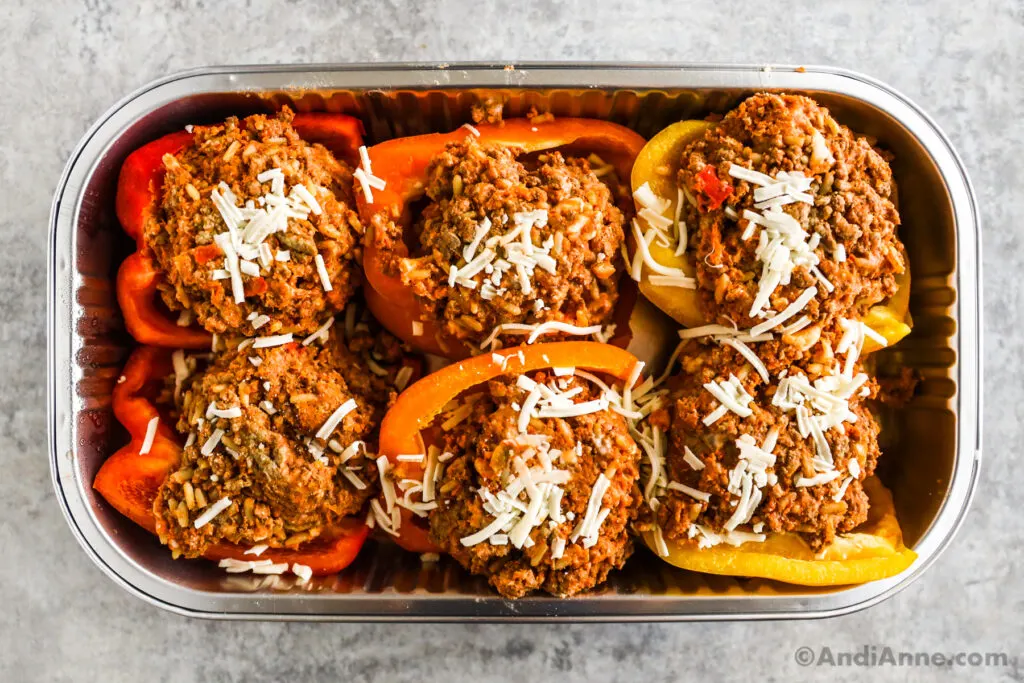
[154,322,405,558]
[427,373,642,598]
[379,137,627,348]
[147,108,364,336]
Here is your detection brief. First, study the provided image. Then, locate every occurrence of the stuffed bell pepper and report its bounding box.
[356,117,647,358]
[632,330,916,585]
[93,309,416,579]
[373,342,647,598]
[628,93,911,353]
[115,108,365,348]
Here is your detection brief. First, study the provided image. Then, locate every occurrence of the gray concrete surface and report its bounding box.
[3,0,1020,681]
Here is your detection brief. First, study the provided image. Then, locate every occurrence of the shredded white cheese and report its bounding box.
[219,558,289,575]
[213,233,245,304]
[682,446,705,471]
[357,145,373,176]
[749,286,819,337]
[353,167,375,203]
[292,184,322,215]
[139,416,160,456]
[239,260,260,277]
[377,456,397,517]
[193,497,232,529]
[651,524,670,557]
[722,430,778,531]
[666,481,712,503]
[314,253,332,292]
[246,314,269,330]
[252,333,294,349]
[394,365,414,391]
[302,316,335,347]
[206,403,242,420]
[291,563,313,584]
[702,375,754,421]
[315,399,358,441]
[796,470,843,487]
[570,473,612,548]
[200,428,225,456]
[478,320,609,351]
[720,337,770,383]
[647,274,697,288]
[340,468,368,490]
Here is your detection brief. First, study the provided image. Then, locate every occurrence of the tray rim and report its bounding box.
[47,61,982,622]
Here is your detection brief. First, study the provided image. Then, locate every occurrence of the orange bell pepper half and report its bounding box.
[115,113,364,349]
[376,341,643,553]
[93,345,370,575]
[358,119,648,358]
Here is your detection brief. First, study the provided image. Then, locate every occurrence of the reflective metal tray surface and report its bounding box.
[48,63,981,621]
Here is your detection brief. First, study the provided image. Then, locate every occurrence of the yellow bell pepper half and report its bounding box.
[640,477,917,586]
[630,120,912,350]
[630,120,714,329]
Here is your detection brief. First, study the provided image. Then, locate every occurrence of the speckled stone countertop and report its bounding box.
[4,1,1020,681]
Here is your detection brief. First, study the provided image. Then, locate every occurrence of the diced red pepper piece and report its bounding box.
[694,165,733,211]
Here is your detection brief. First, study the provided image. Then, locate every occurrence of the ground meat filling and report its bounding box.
[148,108,363,336]
[394,137,627,348]
[873,365,919,409]
[650,342,881,551]
[154,327,404,558]
[427,373,642,598]
[680,93,905,331]
[470,99,504,125]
